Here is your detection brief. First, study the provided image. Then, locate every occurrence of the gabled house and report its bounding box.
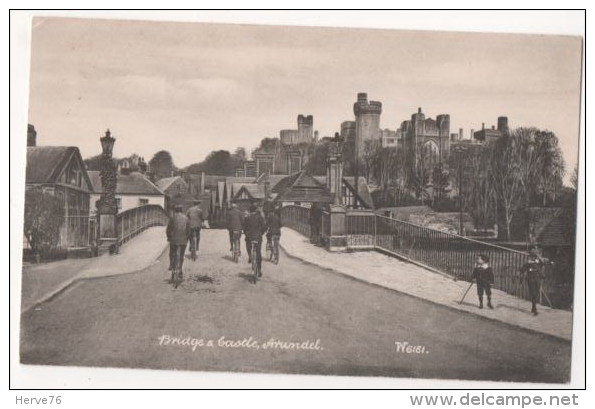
[273,171,335,207]
[155,176,188,213]
[88,169,165,215]
[25,146,94,248]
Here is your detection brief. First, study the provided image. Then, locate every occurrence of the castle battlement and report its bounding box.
[353,93,382,116]
[297,114,314,125]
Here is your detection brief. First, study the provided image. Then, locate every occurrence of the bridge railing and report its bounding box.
[116,204,168,246]
[280,205,311,238]
[282,206,550,303]
[374,215,532,300]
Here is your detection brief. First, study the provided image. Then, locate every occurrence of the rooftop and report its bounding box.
[88,171,163,196]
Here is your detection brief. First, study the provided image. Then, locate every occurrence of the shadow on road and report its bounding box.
[221,254,237,263]
[237,273,256,284]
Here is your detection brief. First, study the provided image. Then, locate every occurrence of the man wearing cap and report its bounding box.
[186,199,204,256]
[242,204,267,274]
[166,205,190,273]
[520,248,553,316]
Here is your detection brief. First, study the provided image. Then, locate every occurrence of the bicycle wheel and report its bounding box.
[232,240,239,263]
[265,240,272,261]
[191,234,197,261]
[251,243,258,284]
[273,237,279,264]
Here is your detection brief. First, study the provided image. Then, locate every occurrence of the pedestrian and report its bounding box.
[227,203,243,253]
[186,199,204,255]
[242,204,267,275]
[166,205,190,273]
[471,254,494,309]
[520,248,552,316]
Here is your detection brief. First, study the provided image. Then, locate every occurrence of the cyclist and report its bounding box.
[266,207,282,263]
[186,199,204,257]
[227,203,243,255]
[166,205,190,275]
[242,204,267,275]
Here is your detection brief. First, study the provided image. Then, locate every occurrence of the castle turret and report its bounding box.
[497,116,509,134]
[353,92,382,158]
[297,114,314,144]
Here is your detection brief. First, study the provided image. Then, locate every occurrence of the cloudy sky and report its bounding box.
[27,17,582,172]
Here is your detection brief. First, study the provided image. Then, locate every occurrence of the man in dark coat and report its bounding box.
[226,203,244,252]
[520,248,552,316]
[242,204,267,274]
[471,254,495,309]
[166,205,190,272]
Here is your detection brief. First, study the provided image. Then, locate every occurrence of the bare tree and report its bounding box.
[465,147,496,230]
[534,130,565,206]
[488,136,525,241]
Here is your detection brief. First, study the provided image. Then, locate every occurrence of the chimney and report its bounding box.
[491,125,495,130]
[418,107,422,114]
[27,124,37,147]
[459,128,463,140]
[138,157,147,174]
[200,172,206,194]
[482,122,485,130]
[470,129,474,139]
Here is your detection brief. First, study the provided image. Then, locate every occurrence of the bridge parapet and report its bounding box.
[280,205,558,306]
[116,204,168,246]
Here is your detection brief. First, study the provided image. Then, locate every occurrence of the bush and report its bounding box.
[23,188,63,257]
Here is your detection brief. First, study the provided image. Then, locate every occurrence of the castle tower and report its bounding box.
[436,114,451,161]
[497,116,509,134]
[297,114,314,144]
[353,92,382,158]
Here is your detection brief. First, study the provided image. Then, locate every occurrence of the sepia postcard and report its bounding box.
[13,12,584,388]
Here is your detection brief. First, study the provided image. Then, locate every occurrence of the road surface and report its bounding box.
[20,230,571,383]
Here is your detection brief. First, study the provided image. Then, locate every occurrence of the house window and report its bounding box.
[139,198,149,206]
[116,198,122,209]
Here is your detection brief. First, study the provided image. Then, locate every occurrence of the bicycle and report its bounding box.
[265,235,273,262]
[189,228,199,261]
[171,245,184,288]
[231,231,241,263]
[270,234,280,265]
[250,240,261,284]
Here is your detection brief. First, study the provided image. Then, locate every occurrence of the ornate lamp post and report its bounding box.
[96,129,119,252]
[329,132,344,205]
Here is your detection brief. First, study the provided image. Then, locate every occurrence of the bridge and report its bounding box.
[19,204,572,383]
